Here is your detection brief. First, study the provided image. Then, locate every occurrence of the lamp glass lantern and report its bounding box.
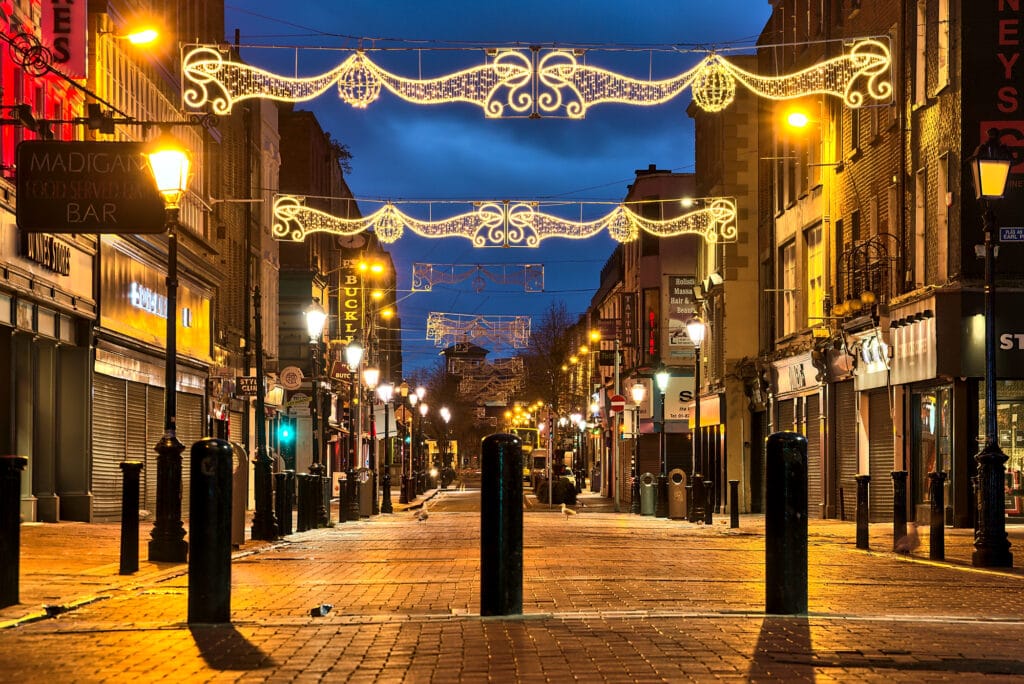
[685,315,706,348]
[655,368,670,393]
[362,366,380,390]
[440,407,451,423]
[145,131,191,209]
[304,299,327,341]
[377,382,394,404]
[344,340,364,369]
[972,155,1012,200]
[630,382,647,405]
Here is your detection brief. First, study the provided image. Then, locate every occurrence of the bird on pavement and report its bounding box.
[894,522,920,553]
[561,503,577,519]
[415,507,429,522]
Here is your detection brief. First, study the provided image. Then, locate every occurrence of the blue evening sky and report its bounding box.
[223,1,773,374]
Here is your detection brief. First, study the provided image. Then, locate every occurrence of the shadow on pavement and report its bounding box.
[189,624,275,670]
[749,616,813,679]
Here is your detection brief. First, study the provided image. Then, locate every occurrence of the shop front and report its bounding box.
[92,238,213,521]
[850,327,896,523]
[771,351,826,517]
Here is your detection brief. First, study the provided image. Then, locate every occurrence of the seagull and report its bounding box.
[561,503,577,519]
[415,504,429,522]
[894,522,920,553]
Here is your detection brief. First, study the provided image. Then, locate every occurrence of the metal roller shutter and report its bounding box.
[91,374,126,521]
[776,399,795,434]
[177,392,205,518]
[230,410,245,444]
[144,387,164,514]
[868,389,895,523]
[806,395,823,519]
[834,381,858,520]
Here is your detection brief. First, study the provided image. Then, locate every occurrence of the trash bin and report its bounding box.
[640,472,657,516]
[668,468,688,520]
[358,467,373,517]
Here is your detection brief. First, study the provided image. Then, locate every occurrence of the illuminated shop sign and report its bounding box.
[129,282,167,318]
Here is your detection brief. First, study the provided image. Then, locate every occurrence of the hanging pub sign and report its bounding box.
[16,141,166,234]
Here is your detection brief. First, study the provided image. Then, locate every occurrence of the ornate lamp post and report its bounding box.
[440,406,452,489]
[250,270,278,540]
[344,341,364,522]
[415,387,426,492]
[654,366,670,518]
[305,299,328,526]
[145,130,191,563]
[419,402,430,489]
[405,388,417,503]
[686,315,707,521]
[630,381,646,514]
[969,128,1014,568]
[377,382,395,513]
[362,366,380,514]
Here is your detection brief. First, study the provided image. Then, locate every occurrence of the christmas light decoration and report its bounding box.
[427,313,531,349]
[272,195,737,247]
[182,40,891,117]
[412,263,545,292]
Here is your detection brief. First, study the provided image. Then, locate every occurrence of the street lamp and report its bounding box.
[415,387,426,492]
[440,406,452,489]
[145,129,191,563]
[398,382,411,504]
[969,128,1014,568]
[654,367,670,518]
[250,265,278,541]
[343,340,364,522]
[305,299,328,527]
[362,366,380,514]
[630,382,647,514]
[686,316,707,522]
[418,402,430,489]
[377,382,395,513]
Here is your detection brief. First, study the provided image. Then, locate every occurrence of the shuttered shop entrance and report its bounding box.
[834,381,858,521]
[776,399,795,434]
[92,375,127,520]
[806,394,823,518]
[868,389,894,523]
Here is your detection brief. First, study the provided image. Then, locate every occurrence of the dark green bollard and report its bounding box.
[0,456,28,608]
[188,438,233,624]
[729,480,740,529]
[119,461,144,575]
[690,473,705,523]
[892,470,908,549]
[856,475,871,550]
[275,472,293,535]
[765,431,807,615]
[703,480,714,525]
[480,433,523,616]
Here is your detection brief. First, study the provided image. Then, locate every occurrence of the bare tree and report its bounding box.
[520,301,573,412]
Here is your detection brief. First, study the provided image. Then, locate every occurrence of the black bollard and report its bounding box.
[729,479,740,529]
[690,473,705,523]
[0,456,28,608]
[295,474,311,532]
[891,470,908,550]
[685,483,693,519]
[929,471,947,560]
[345,471,360,522]
[118,461,144,575]
[187,438,233,624]
[480,433,523,616]
[855,474,871,550]
[704,480,714,525]
[283,471,295,532]
[655,473,668,518]
[631,475,641,515]
[765,431,808,615]
[274,472,292,535]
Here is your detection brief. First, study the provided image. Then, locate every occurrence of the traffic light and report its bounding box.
[277,416,296,469]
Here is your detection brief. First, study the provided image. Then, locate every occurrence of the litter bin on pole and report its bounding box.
[640,472,657,516]
[668,468,688,520]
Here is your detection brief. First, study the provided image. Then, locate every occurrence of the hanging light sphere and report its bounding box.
[337,55,382,109]
[373,205,404,243]
[691,57,737,113]
[607,207,637,243]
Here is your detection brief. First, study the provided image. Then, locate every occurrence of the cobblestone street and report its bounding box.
[2,492,1023,682]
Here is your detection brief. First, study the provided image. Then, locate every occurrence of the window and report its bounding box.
[915,168,927,286]
[781,240,798,336]
[937,0,950,90]
[915,0,928,104]
[849,107,861,152]
[805,224,824,327]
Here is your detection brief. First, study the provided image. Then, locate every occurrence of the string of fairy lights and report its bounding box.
[182,38,891,117]
[272,195,738,246]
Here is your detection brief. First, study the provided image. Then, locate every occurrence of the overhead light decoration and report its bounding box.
[182,39,891,117]
[272,194,737,247]
[427,312,532,349]
[412,263,545,292]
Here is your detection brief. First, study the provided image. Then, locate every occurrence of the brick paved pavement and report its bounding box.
[2,490,1024,682]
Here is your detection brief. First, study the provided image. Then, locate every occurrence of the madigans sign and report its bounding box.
[16,141,166,234]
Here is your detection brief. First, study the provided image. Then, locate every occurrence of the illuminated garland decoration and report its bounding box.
[427,313,531,349]
[181,40,891,117]
[412,263,545,292]
[272,194,738,247]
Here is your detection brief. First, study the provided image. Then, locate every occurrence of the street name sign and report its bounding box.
[999,227,1024,242]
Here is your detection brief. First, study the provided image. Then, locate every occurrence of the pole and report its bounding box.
[149,217,188,563]
[382,400,393,513]
[369,400,378,514]
[631,405,641,514]
[613,340,620,511]
[974,205,1013,567]
[309,340,327,527]
[345,372,360,521]
[251,284,277,540]
[656,386,668,518]
[690,343,706,523]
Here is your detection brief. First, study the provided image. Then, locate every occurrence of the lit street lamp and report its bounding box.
[250,271,278,540]
[344,341,364,522]
[377,382,395,514]
[440,406,451,490]
[415,387,426,492]
[362,366,380,514]
[418,402,429,490]
[686,316,707,522]
[969,128,1014,568]
[654,367,670,518]
[630,381,646,514]
[403,385,416,503]
[145,129,191,563]
[305,299,328,527]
